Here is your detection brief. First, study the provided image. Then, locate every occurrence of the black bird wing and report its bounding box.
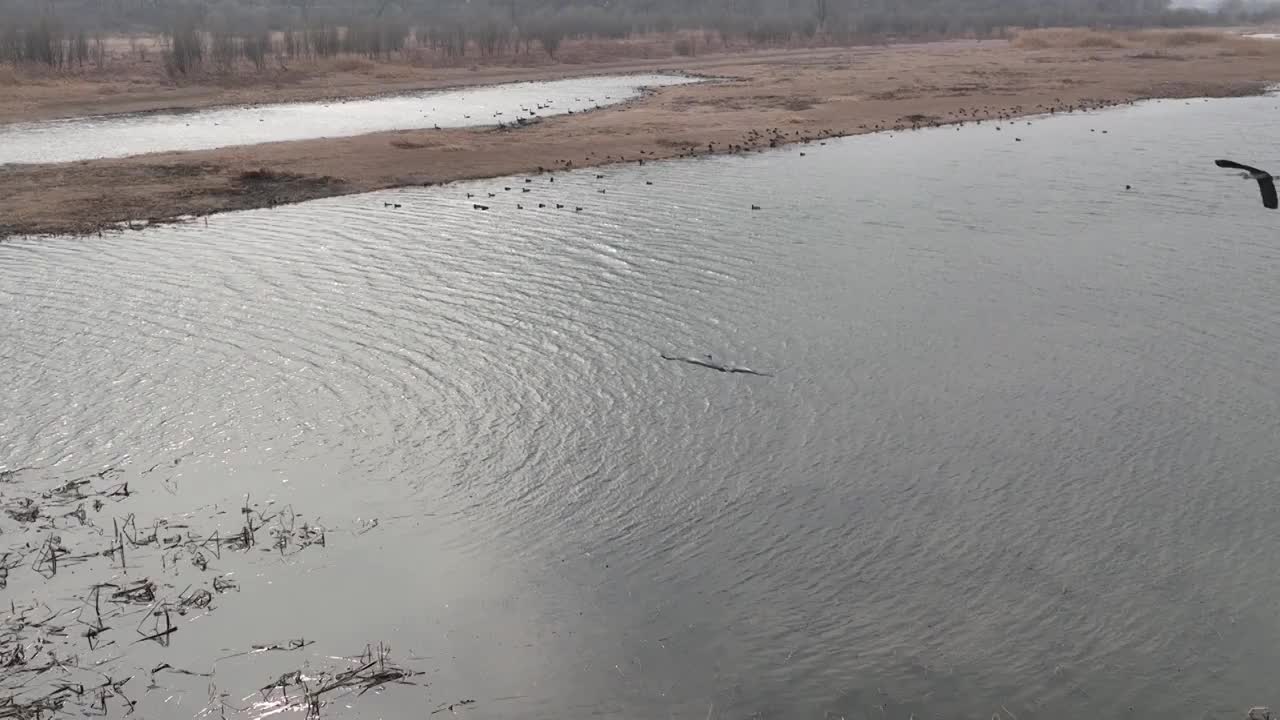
[1215,159,1277,209]
[1260,176,1278,209]
[1215,159,1268,175]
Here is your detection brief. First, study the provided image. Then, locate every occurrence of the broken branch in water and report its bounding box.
[149,662,211,679]
[246,642,422,718]
[431,698,478,715]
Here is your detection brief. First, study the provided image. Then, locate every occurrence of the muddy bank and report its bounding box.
[3,37,1279,239]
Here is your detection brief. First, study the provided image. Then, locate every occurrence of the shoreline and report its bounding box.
[0,66,715,127]
[3,36,1280,240]
[0,43,932,125]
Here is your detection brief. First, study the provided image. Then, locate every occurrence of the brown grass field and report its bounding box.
[2,29,1280,238]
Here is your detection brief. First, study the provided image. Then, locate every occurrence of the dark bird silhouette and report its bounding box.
[660,353,772,377]
[473,204,489,210]
[1216,159,1278,209]
[750,204,761,210]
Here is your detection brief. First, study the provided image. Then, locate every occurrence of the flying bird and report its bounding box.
[1215,159,1278,209]
[660,353,772,377]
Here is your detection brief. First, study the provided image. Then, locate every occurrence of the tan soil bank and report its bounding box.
[2,31,1279,238]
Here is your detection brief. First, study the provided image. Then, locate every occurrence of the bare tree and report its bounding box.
[813,0,828,31]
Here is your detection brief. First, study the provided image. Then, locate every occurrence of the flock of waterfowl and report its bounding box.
[419,91,621,125]
[487,94,622,129]
[373,91,1275,382]
[407,96,1139,218]
[390,86,1278,212]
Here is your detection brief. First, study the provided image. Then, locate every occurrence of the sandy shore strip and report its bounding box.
[3,32,1280,239]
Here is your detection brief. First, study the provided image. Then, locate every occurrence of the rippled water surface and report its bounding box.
[4,94,1280,718]
[0,73,695,164]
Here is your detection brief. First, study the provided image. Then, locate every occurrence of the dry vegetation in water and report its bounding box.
[0,465,413,718]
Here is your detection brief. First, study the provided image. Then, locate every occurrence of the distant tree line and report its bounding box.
[2,0,1278,75]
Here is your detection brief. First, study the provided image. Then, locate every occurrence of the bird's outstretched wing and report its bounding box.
[1215,159,1269,176]
[727,366,772,377]
[1214,159,1278,209]
[1260,176,1278,209]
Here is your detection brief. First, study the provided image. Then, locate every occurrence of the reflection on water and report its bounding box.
[0,73,696,164]
[3,94,1280,718]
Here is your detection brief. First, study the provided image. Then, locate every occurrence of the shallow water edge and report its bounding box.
[5,37,1280,239]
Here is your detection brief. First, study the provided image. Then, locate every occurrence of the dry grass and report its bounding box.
[1012,27,1280,60]
[1013,28,1130,49]
[1128,50,1187,60]
[1013,27,1264,49]
[0,31,743,122]
[0,29,885,121]
[389,138,429,149]
[1138,29,1224,45]
[331,56,377,73]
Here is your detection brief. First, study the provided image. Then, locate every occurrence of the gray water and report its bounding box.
[3,94,1280,719]
[0,73,695,164]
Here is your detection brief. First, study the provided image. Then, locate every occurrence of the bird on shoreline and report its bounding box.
[1216,159,1278,209]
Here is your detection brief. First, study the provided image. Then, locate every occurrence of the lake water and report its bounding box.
[0,73,696,164]
[3,94,1280,719]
